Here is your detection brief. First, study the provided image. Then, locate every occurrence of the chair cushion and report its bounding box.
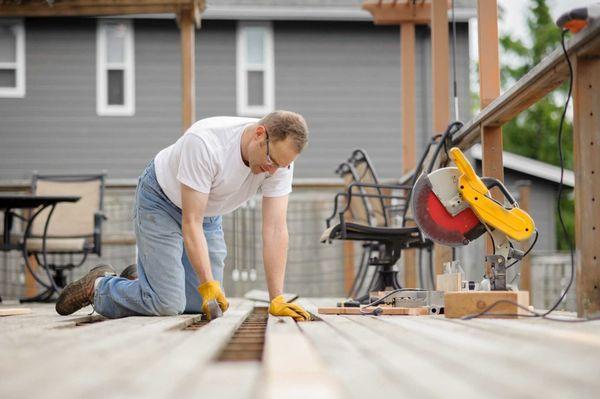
[24,238,88,253]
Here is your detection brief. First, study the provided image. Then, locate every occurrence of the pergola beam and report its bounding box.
[362,1,433,25]
[1,0,204,131]
[0,0,205,17]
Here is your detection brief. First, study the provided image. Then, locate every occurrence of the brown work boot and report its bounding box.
[55,264,116,316]
[119,263,138,280]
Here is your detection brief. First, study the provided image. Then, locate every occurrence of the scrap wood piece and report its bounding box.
[0,308,32,317]
[318,306,429,316]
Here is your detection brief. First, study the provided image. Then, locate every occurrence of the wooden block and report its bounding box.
[436,273,462,292]
[0,308,32,316]
[318,306,429,316]
[444,291,530,319]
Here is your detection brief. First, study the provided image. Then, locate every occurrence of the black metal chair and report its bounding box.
[23,173,107,301]
[322,150,431,300]
[322,122,465,300]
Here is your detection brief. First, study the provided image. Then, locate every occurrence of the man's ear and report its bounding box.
[255,125,266,139]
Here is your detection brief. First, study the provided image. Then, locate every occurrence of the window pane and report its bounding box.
[107,69,124,105]
[247,71,264,106]
[0,26,16,63]
[0,68,16,88]
[106,23,127,63]
[245,28,264,65]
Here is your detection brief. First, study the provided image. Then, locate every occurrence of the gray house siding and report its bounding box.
[0,18,182,179]
[275,21,471,179]
[0,18,471,181]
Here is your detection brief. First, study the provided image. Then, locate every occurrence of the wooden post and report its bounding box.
[517,181,532,293]
[343,241,355,295]
[477,0,503,274]
[180,8,196,132]
[24,255,39,298]
[401,22,418,288]
[573,53,600,318]
[431,0,452,280]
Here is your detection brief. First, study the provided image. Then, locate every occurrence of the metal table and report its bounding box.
[0,195,81,302]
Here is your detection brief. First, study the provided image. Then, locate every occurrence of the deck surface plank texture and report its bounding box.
[1,298,599,398]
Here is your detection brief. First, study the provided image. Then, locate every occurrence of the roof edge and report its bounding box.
[470,144,575,188]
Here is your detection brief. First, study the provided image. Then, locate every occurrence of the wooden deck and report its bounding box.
[2,299,600,398]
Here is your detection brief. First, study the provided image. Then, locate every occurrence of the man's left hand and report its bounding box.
[268,295,311,321]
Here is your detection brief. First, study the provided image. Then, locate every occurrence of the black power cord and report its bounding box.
[464,29,594,321]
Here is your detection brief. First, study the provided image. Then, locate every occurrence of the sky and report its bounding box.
[497,0,594,44]
[468,0,595,100]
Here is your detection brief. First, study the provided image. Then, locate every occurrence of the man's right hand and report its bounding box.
[197,280,229,319]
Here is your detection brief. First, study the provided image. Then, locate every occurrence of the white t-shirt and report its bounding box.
[154,116,293,216]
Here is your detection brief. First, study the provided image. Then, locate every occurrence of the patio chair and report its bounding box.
[25,173,107,294]
[322,150,431,300]
[322,122,464,299]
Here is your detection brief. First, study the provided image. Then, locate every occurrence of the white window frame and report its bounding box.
[236,22,274,117]
[96,19,135,116]
[0,19,25,98]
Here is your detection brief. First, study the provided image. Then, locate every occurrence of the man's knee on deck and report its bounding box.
[142,286,186,316]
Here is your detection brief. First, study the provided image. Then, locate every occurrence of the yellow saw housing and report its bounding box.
[450,147,535,242]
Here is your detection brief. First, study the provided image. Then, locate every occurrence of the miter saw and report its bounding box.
[411,147,536,291]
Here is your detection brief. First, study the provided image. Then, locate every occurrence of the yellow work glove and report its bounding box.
[268,295,311,321]
[197,280,229,319]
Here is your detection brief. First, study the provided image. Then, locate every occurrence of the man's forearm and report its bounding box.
[263,225,288,300]
[182,221,214,284]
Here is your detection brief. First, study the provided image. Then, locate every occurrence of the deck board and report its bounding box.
[1,299,599,398]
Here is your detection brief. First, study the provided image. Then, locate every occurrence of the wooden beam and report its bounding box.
[517,181,532,293]
[318,306,429,316]
[24,255,39,298]
[431,0,452,277]
[401,23,416,173]
[362,1,433,25]
[401,22,418,288]
[0,0,205,17]
[431,0,449,141]
[477,0,503,182]
[574,53,600,318]
[477,0,503,268]
[343,241,355,295]
[180,7,196,132]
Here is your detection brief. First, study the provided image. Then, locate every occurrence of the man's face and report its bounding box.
[250,126,299,175]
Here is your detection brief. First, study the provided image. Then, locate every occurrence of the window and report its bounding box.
[96,19,134,116]
[237,22,274,117]
[0,20,25,98]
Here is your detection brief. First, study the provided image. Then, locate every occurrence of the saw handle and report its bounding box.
[480,177,518,207]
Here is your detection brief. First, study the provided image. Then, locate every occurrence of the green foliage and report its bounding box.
[499,0,574,250]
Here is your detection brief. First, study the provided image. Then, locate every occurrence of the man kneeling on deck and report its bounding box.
[55,111,311,321]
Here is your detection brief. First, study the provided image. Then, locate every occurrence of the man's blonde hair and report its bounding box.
[259,110,309,153]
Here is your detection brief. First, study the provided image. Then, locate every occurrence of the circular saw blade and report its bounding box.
[411,173,483,247]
